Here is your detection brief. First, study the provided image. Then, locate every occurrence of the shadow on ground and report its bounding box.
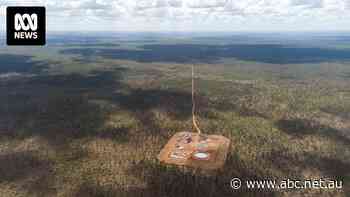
[0,151,56,197]
[270,118,349,189]
[0,68,242,146]
[0,54,48,74]
[0,70,130,146]
[276,118,350,145]
[74,152,278,197]
[61,44,350,64]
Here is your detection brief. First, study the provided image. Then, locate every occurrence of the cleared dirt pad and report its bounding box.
[158,132,230,170]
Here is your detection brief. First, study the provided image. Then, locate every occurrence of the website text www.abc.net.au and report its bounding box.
[230,177,343,191]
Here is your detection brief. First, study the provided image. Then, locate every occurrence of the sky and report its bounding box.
[0,0,349,32]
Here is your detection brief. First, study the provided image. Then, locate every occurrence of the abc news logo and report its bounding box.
[15,13,38,31]
[7,7,46,45]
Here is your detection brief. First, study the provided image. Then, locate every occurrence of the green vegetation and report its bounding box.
[0,35,349,197]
